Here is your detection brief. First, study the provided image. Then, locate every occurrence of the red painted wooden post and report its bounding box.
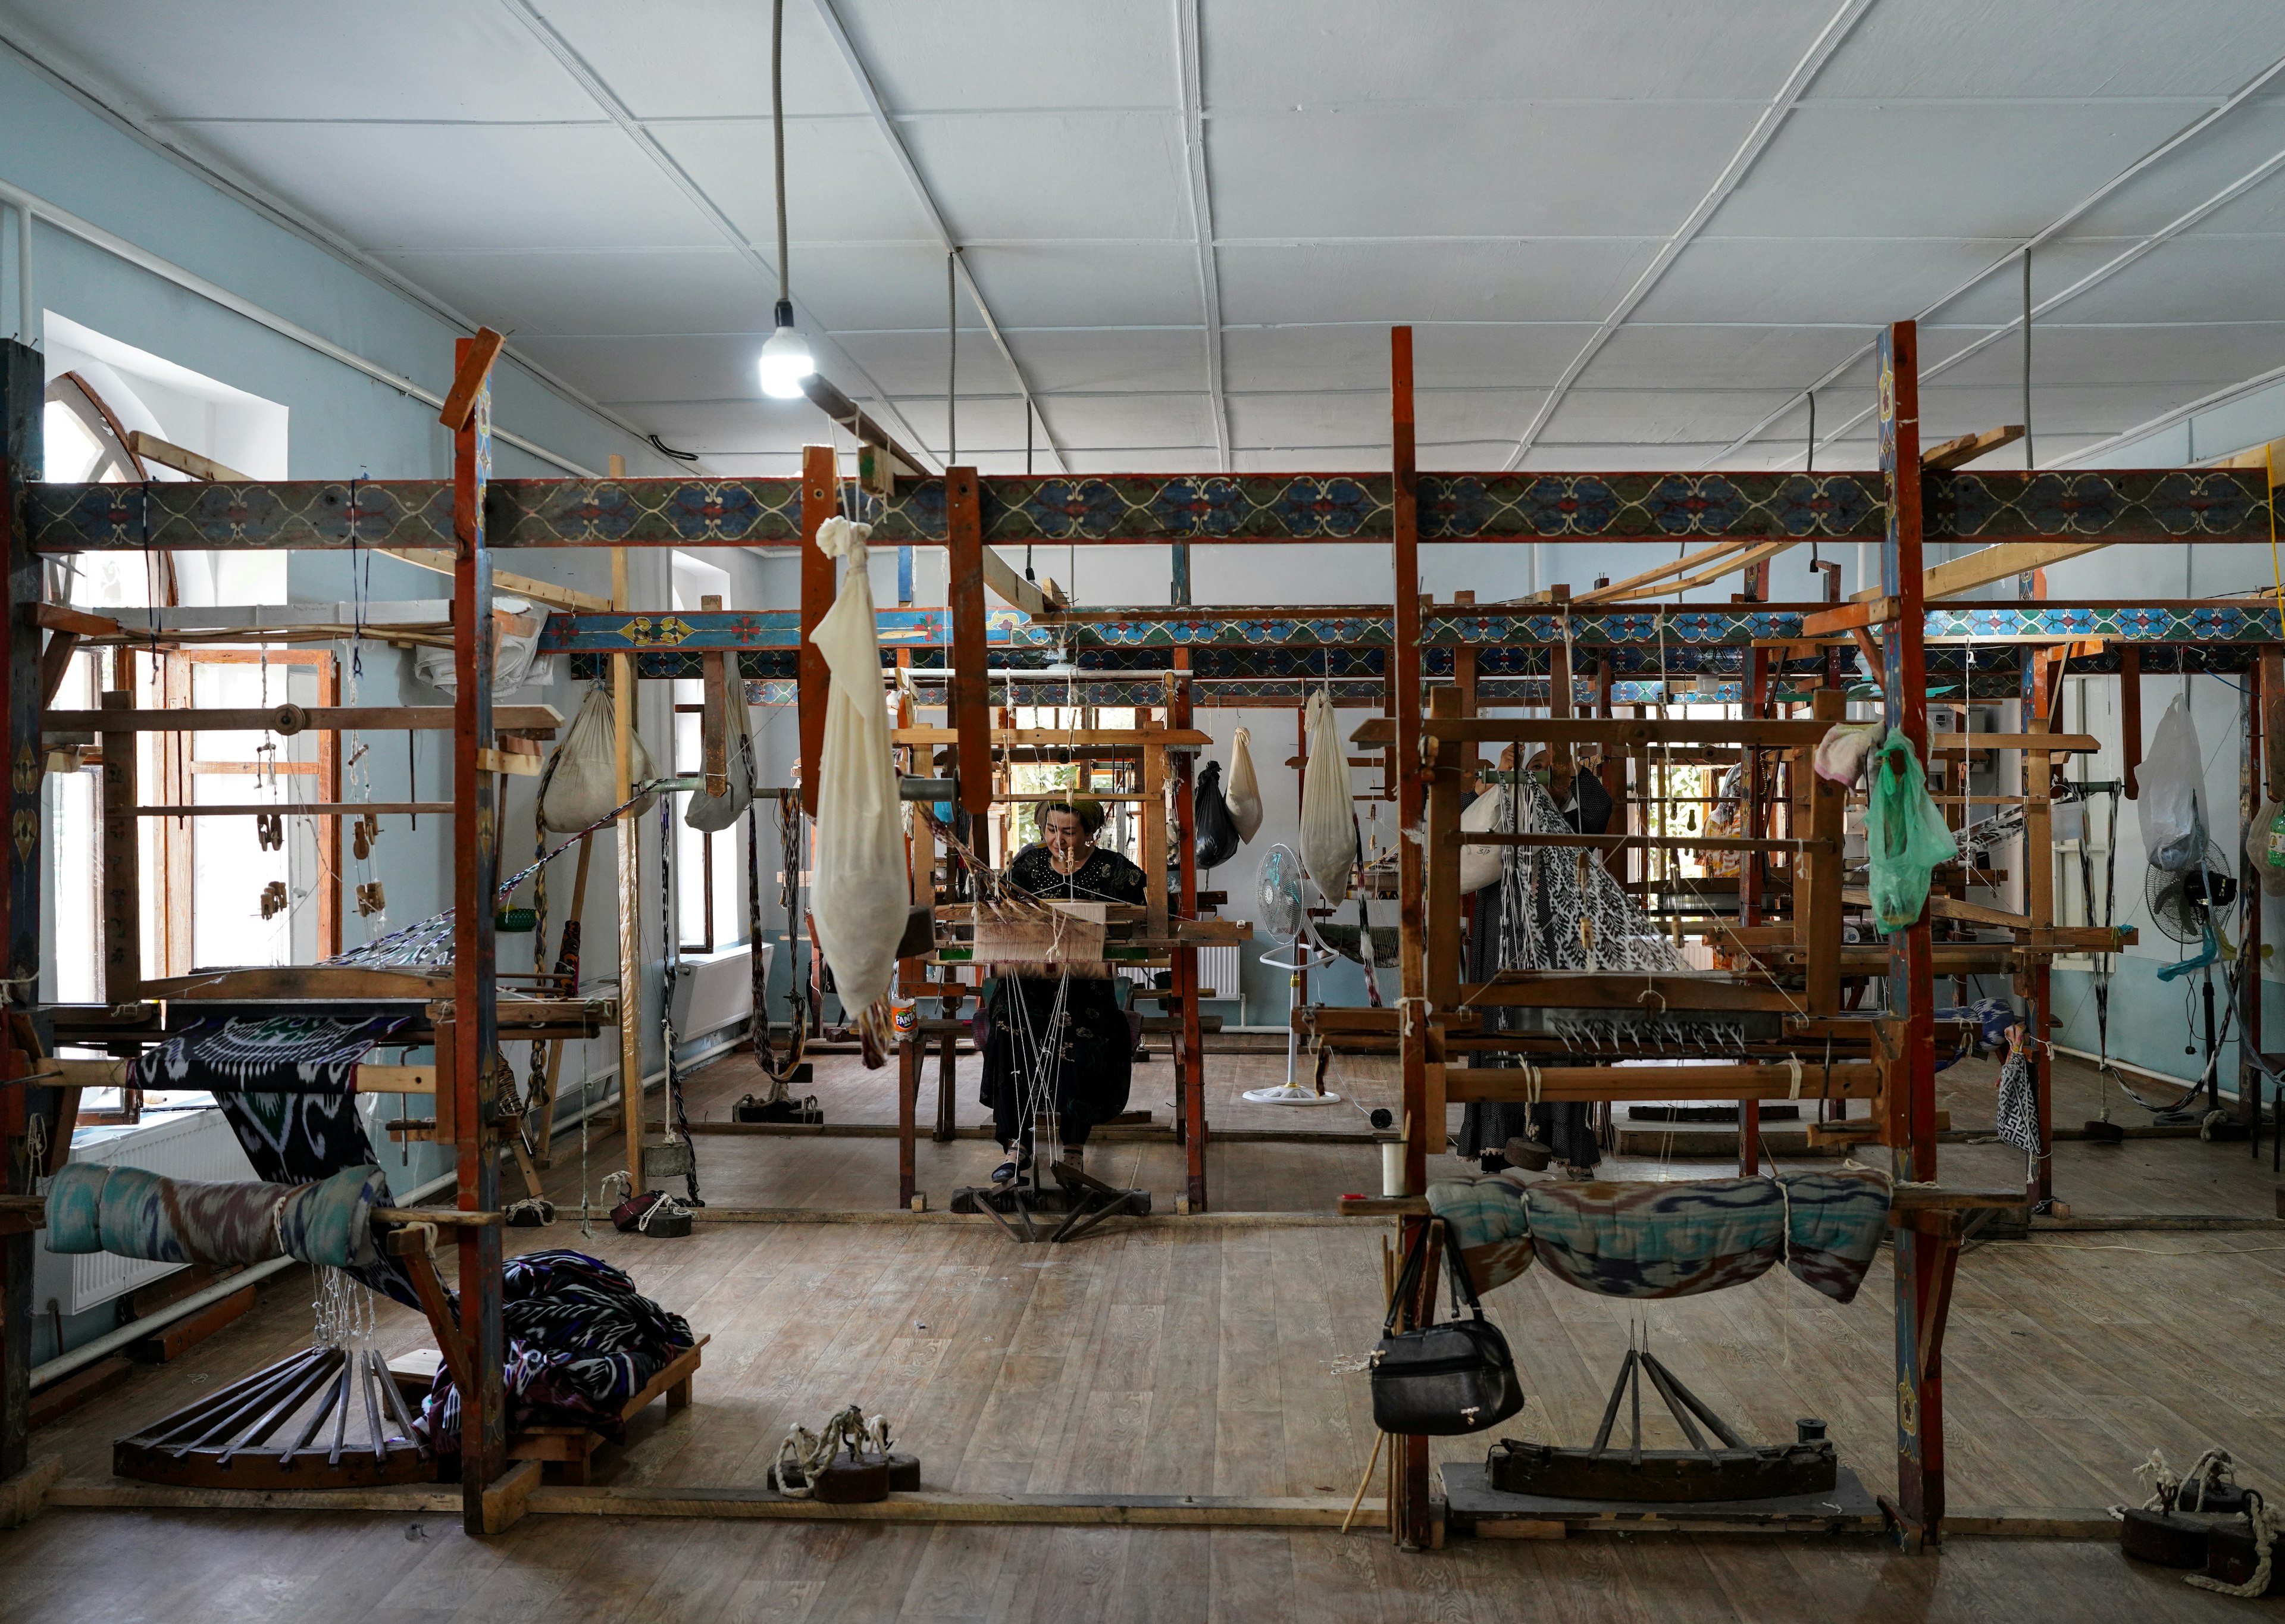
[946,467,991,817]
[1876,320,1949,1551]
[447,336,506,1535]
[797,445,836,816]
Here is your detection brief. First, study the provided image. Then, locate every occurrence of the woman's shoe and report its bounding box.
[990,1146,1033,1184]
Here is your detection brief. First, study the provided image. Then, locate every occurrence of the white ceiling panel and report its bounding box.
[374,249,767,338]
[1228,392,1397,453]
[835,0,1179,112]
[1932,323,2285,392]
[1544,389,1802,446]
[652,117,942,245]
[512,334,769,406]
[1811,0,2285,99]
[185,122,719,251]
[1203,1,1840,106]
[0,0,596,121]
[1707,104,2201,241]
[521,0,870,118]
[1638,238,2039,327]
[2040,236,2285,325]
[1209,106,1757,240]
[1001,328,1208,395]
[1035,395,1217,452]
[826,328,1022,399]
[959,244,1203,328]
[12,0,2285,477]
[1589,325,1882,391]
[1219,242,1657,326]
[2051,101,2285,240]
[1225,324,1588,395]
[896,113,1190,242]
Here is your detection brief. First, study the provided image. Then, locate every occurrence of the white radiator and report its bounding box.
[37,1110,258,1314]
[1120,944,1239,1000]
[669,943,768,1038]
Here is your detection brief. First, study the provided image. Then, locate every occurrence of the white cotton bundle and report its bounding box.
[1225,725,1263,842]
[808,516,909,1063]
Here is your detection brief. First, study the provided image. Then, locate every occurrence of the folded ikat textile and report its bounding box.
[1425,1169,1892,1304]
[127,1015,409,1096]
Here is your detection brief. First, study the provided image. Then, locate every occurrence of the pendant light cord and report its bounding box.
[772,0,790,309]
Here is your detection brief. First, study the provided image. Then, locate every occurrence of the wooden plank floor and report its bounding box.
[12,1044,2284,1620]
[5,1512,2276,1623]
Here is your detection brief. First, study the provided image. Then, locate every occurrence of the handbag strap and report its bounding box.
[1382,1218,1435,1335]
[1380,1216,1491,1333]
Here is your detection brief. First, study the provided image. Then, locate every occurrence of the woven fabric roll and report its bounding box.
[1425,1176,1536,1294]
[1776,1169,1891,1304]
[1525,1177,1785,1298]
[46,1162,386,1271]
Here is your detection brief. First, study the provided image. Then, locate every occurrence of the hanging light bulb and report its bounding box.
[758,0,813,400]
[759,298,813,399]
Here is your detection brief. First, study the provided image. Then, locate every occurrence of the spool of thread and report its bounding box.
[1380,1140,1404,1198]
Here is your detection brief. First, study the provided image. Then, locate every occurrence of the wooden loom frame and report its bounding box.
[0,320,2278,1549]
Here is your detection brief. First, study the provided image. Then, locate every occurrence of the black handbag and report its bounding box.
[1370,1218,1525,1437]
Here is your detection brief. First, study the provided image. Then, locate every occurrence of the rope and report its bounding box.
[1785,1055,1804,1100]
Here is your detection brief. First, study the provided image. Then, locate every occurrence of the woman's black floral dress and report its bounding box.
[978,844,1148,1148]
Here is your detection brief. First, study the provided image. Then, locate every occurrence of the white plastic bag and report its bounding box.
[536,683,655,831]
[1225,725,1263,843]
[2246,796,2285,899]
[683,674,755,833]
[414,597,556,696]
[1299,689,1357,902]
[2137,694,2206,872]
[808,517,908,1057]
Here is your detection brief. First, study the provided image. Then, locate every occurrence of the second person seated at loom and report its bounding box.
[978,799,1148,1184]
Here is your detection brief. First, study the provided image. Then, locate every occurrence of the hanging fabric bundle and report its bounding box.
[538,683,656,832]
[1299,688,1357,902]
[808,515,909,1065]
[1225,725,1263,842]
[684,667,756,833]
[1863,729,1957,932]
[1994,1019,2040,1160]
[2137,694,2206,872]
[1192,759,1240,870]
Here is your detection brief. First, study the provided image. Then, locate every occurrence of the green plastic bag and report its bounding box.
[1863,728,1956,933]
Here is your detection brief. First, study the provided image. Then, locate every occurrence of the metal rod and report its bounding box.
[1587,1347,1636,1459]
[947,251,957,468]
[1638,1351,1714,1459]
[1644,1349,1750,1450]
[2023,247,2034,470]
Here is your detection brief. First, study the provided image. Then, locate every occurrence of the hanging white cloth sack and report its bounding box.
[536,682,656,831]
[1225,725,1264,842]
[809,516,908,1059]
[1458,786,1506,893]
[683,672,756,833]
[415,597,556,697]
[2137,694,2206,872]
[1299,689,1358,902]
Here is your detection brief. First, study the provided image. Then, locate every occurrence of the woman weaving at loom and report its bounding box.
[979,798,1146,1184]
